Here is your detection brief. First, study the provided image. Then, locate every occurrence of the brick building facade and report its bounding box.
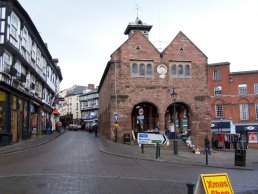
[98,17,211,147]
[208,62,258,148]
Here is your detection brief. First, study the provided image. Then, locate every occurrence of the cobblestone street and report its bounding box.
[0,131,258,194]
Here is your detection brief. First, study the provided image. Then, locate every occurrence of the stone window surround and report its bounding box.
[169,62,191,79]
[130,60,153,77]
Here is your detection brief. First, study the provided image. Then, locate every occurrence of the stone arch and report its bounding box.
[165,101,192,136]
[238,98,249,104]
[131,101,159,133]
[214,99,224,104]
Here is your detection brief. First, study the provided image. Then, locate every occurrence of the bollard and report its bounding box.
[158,144,161,158]
[156,143,160,159]
[173,140,178,155]
[205,149,208,165]
[186,182,195,194]
[141,144,144,154]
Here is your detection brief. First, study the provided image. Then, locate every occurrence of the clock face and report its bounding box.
[157,64,167,78]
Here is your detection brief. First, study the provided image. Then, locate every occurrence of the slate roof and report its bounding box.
[66,85,87,96]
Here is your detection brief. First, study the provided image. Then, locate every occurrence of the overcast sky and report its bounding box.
[19,0,258,90]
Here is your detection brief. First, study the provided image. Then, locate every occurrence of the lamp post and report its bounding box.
[220,117,223,132]
[171,89,178,155]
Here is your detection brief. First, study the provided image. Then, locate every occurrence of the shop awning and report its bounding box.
[235,124,258,132]
[211,120,231,132]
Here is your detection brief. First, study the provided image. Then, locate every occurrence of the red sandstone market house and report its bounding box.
[98,17,211,148]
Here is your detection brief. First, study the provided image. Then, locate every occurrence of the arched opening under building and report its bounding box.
[131,102,159,135]
[165,102,191,138]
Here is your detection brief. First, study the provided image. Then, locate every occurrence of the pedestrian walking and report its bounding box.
[46,120,52,135]
[204,136,211,155]
[63,121,67,130]
[168,122,175,139]
[58,121,62,133]
[93,122,98,137]
[55,122,59,133]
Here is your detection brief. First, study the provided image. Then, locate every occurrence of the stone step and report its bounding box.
[164,139,191,152]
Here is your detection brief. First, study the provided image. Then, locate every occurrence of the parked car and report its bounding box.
[69,124,81,131]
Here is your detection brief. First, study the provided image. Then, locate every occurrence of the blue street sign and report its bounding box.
[114,114,118,121]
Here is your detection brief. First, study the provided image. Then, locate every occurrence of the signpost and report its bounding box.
[137,133,169,145]
[137,133,169,159]
[114,112,118,143]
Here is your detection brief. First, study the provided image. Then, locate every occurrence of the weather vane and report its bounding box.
[135,2,141,18]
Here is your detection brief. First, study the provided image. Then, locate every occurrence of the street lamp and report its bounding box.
[171,89,178,155]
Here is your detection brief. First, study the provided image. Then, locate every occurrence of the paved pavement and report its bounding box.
[1,131,258,171]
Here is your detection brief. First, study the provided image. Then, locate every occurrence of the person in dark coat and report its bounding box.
[93,123,98,137]
[204,136,211,155]
[46,120,52,135]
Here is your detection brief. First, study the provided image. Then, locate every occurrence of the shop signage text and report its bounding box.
[194,173,234,194]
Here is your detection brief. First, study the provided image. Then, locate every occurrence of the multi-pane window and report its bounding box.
[131,62,153,77]
[42,88,46,100]
[3,52,11,66]
[240,104,249,120]
[215,104,223,118]
[256,104,258,120]
[171,64,177,78]
[213,69,221,80]
[178,64,184,78]
[254,83,258,94]
[238,84,247,95]
[139,63,145,76]
[185,64,191,77]
[214,86,222,95]
[14,61,21,76]
[146,64,153,76]
[0,7,6,44]
[10,12,19,40]
[21,27,28,50]
[170,63,191,78]
[31,44,36,61]
[132,63,138,77]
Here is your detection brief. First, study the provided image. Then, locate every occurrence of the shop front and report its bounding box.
[235,124,258,148]
[211,120,239,150]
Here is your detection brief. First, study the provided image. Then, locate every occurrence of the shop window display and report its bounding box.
[249,132,258,144]
[0,91,7,132]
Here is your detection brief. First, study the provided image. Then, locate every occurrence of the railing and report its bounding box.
[0,73,11,85]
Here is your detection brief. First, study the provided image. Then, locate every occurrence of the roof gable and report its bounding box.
[162,31,207,59]
[111,30,160,60]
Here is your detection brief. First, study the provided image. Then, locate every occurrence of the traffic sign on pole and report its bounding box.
[137,133,169,145]
[114,113,118,122]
